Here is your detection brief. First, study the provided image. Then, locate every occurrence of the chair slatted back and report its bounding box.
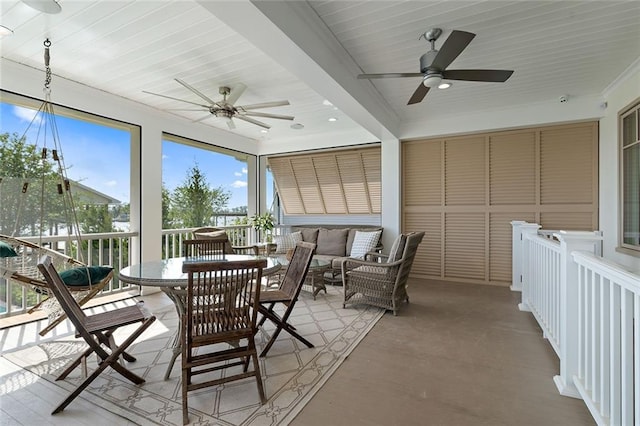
[193,227,235,254]
[279,241,315,299]
[182,239,227,260]
[182,259,266,345]
[37,255,88,329]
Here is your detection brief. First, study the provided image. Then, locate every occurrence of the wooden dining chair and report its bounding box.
[36,255,156,415]
[256,241,316,357]
[181,258,267,425]
[193,227,259,255]
[182,238,227,260]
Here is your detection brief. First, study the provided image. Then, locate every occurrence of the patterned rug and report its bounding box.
[1,284,384,425]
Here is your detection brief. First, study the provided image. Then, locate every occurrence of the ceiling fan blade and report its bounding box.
[234,114,271,129]
[358,73,424,79]
[238,100,290,110]
[243,111,294,120]
[226,118,236,130]
[167,108,209,111]
[442,69,514,82]
[407,83,430,105]
[174,78,219,106]
[431,30,475,70]
[142,90,210,108]
[192,114,213,123]
[226,83,247,106]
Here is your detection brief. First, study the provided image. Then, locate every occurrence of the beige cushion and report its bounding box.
[387,234,407,263]
[299,228,320,244]
[350,230,382,259]
[195,230,228,240]
[273,232,302,254]
[316,228,348,256]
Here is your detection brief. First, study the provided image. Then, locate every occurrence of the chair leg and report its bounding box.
[248,337,267,404]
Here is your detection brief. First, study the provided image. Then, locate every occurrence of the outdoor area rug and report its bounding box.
[1,284,384,425]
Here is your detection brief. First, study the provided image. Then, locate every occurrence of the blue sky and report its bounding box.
[1,102,249,208]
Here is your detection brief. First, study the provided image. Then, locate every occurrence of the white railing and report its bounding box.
[0,231,138,318]
[512,221,639,426]
[572,251,639,426]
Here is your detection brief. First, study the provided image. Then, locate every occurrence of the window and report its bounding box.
[161,134,251,229]
[0,90,136,237]
[621,100,640,249]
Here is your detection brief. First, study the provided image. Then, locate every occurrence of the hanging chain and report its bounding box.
[43,38,52,93]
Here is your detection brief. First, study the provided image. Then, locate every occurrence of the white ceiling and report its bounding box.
[1,0,639,150]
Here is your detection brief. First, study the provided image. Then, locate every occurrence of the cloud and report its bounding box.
[162,154,168,160]
[242,167,247,174]
[234,172,242,177]
[13,105,40,124]
[231,180,247,188]
[105,180,117,187]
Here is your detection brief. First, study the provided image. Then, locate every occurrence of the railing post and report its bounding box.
[510,221,527,292]
[553,230,603,398]
[517,222,541,312]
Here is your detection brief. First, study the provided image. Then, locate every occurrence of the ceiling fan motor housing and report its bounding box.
[420,50,439,73]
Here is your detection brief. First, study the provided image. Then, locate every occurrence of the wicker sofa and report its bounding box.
[273,225,383,285]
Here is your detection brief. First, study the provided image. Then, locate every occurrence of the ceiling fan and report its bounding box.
[143,79,294,130]
[357,28,514,105]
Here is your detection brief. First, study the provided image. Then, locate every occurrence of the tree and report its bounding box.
[0,132,63,236]
[78,204,116,233]
[161,185,173,229]
[170,163,231,228]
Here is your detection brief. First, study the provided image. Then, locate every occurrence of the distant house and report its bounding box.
[70,180,120,206]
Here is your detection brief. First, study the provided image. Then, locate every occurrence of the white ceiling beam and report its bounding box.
[196,0,399,142]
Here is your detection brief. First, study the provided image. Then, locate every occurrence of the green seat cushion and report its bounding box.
[59,266,113,286]
[0,241,18,257]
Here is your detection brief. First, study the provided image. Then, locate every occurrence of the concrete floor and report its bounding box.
[292,278,595,426]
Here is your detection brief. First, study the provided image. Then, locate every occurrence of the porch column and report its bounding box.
[553,230,604,398]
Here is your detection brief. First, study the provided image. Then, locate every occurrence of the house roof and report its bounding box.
[1,1,639,152]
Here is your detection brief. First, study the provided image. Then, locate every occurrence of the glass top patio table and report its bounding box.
[118,254,282,379]
[118,254,282,287]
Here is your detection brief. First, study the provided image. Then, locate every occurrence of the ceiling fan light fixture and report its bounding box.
[423,74,442,88]
[21,0,62,14]
[438,82,452,90]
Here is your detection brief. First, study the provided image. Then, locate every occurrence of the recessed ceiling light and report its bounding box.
[21,0,61,14]
[0,25,13,37]
[290,123,304,130]
[260,129,269,133]
[438,82,452,90]
[322,100,333,106]
[328,117,338,122]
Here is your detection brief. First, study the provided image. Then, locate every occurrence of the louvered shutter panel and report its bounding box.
[490,132,536,205]
[445,213,486,280]
[445,137,485,205]
[313,155,346,214]
[405,211,442,276]
[540,125,595,204]
[268,147,380,215]
[268,157,305,214]
[404,141,442,206]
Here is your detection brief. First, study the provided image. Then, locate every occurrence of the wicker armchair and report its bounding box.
[341,231,424,315]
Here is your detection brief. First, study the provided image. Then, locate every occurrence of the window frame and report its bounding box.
[619,98,640,252]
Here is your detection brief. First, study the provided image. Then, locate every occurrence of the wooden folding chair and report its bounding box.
[181,259,267,425]
[37,255,156,415]
[256,241,316,357]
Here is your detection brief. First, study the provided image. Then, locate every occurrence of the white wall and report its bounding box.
[599,64,640,269]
